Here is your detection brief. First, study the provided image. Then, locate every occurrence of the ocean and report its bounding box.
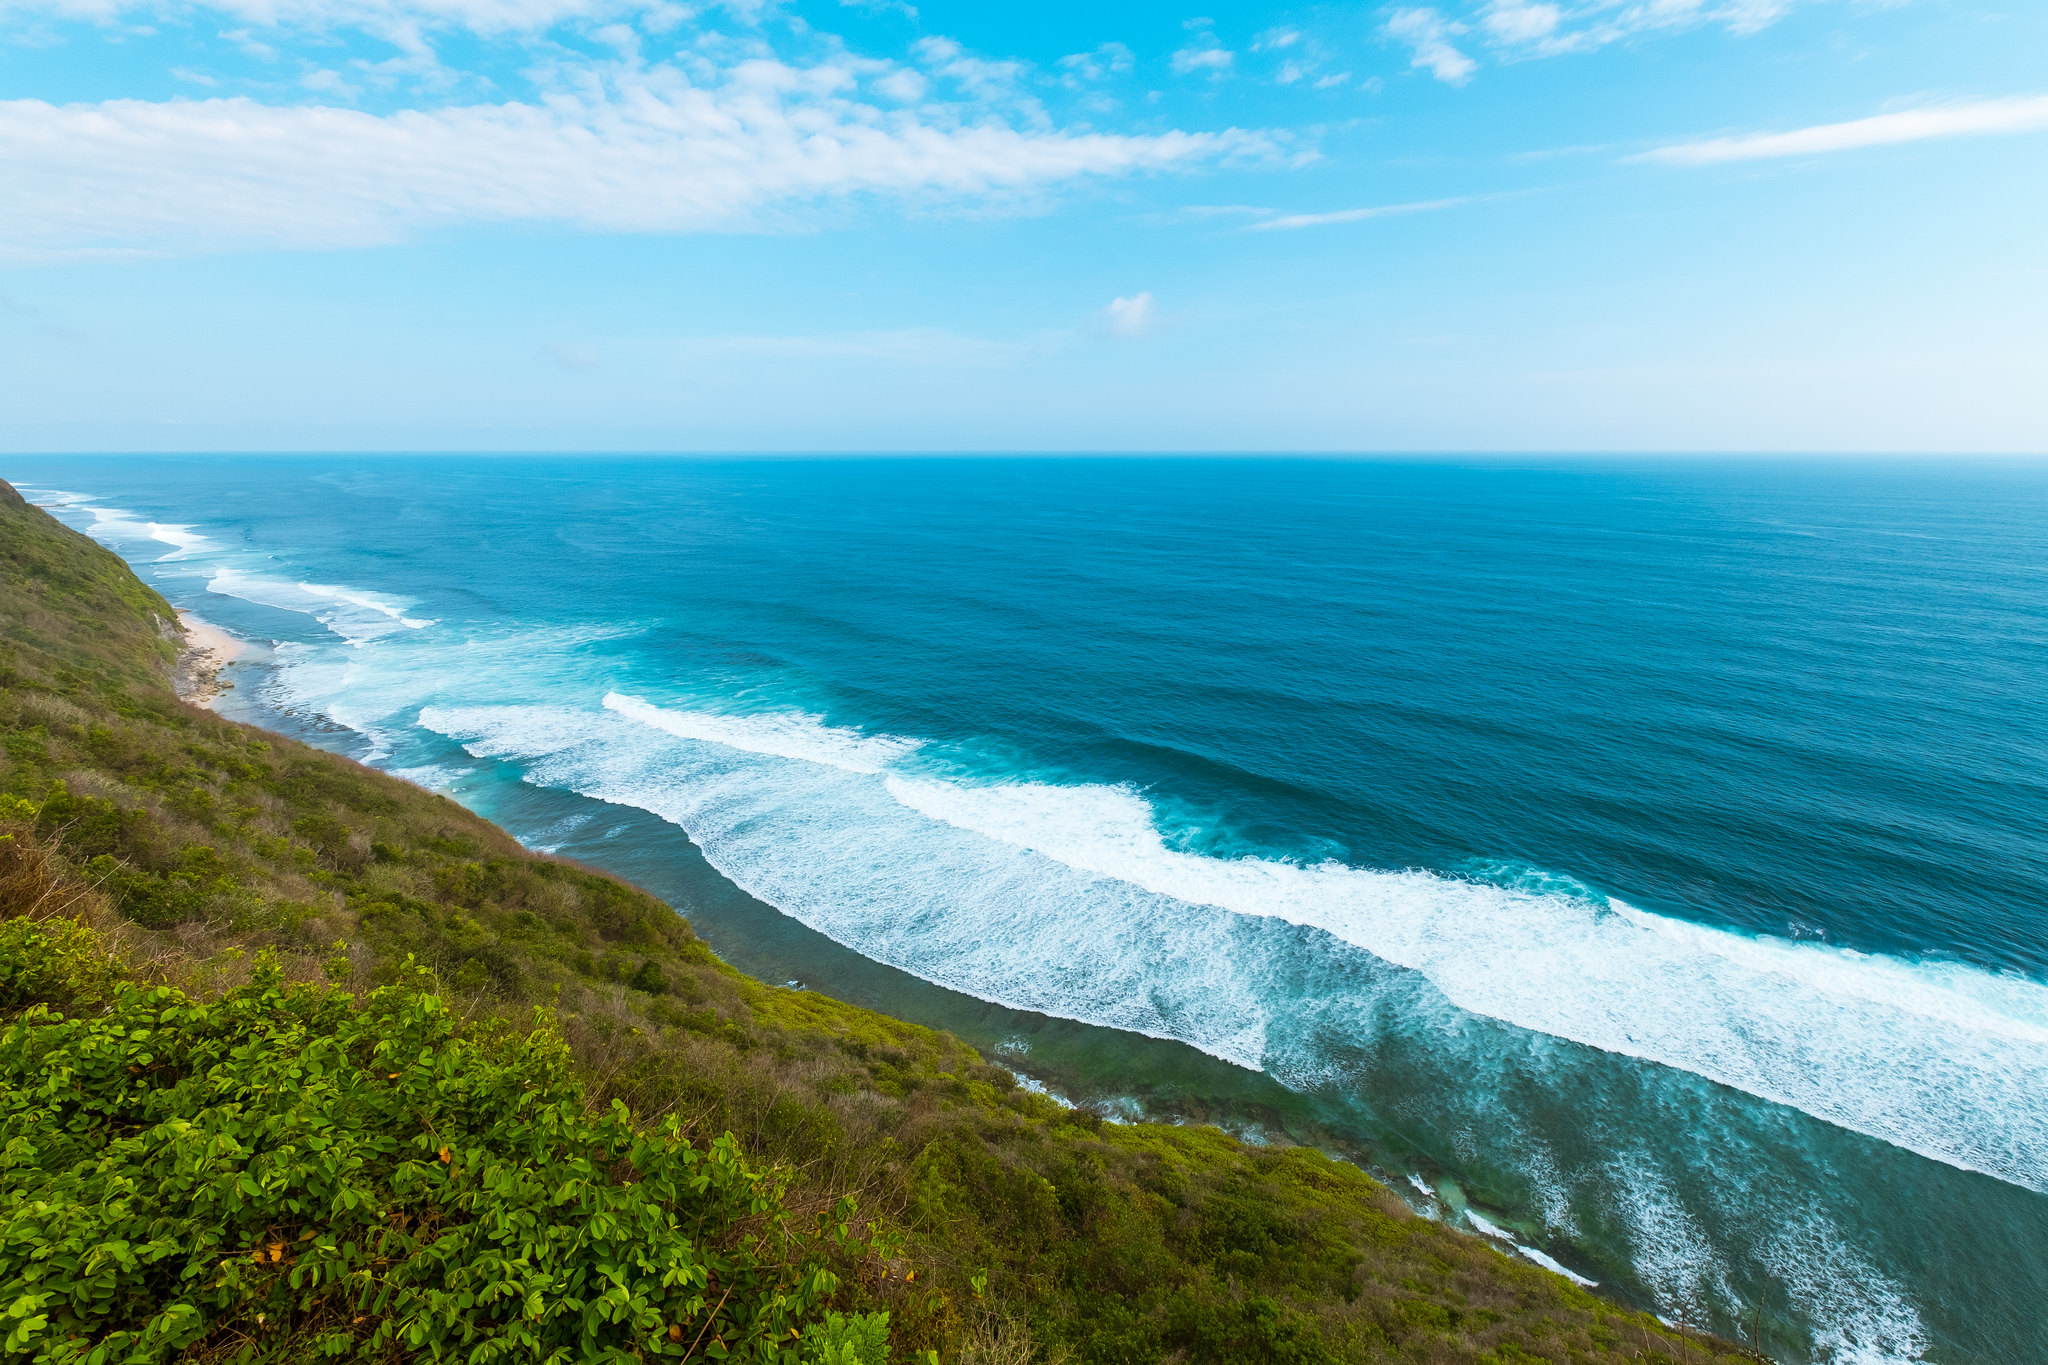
[10,454,2046,1363]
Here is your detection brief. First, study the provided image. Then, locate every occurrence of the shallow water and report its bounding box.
[13,455,2047,1363]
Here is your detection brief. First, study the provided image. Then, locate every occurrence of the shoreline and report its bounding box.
[174,610,248,707]
[208,643,1603,1287]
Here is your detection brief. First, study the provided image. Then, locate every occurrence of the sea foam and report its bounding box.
[207,568,436,646]
[26,490,211,560]
[605,692,920,774]
[881,770,2048,1191]
[422,695,2048,1200]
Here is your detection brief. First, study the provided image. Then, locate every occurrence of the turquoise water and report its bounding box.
[12,455,2048,1363]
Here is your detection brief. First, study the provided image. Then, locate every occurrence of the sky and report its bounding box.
[1,0,2043,452]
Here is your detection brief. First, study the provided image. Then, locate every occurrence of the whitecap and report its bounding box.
[604,692,920,774]
[207,568,435,647]
[1465,1210,1600,1287]
[39,495,213,560]
[1762,1210,1930,1365]
[881,771,2048,1191]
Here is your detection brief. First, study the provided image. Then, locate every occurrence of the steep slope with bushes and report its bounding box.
[0,479,1746,1364]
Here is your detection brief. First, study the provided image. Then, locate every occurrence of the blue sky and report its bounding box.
[1,0,2043,451]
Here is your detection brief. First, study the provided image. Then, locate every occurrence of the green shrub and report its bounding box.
[0,938,849,1363]
[0,917,123,1012]
[799,1311,892,1365]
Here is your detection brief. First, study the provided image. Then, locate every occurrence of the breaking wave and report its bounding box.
[418,694,2048,1196]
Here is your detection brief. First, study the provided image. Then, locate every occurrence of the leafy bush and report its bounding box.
[0,916,123,1013]
[0,935,856,1364]
[800,1311,893,1365]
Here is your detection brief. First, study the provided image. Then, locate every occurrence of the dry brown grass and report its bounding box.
[0,821,100,923]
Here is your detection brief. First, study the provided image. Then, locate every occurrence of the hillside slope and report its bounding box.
[0,479,1747,1364]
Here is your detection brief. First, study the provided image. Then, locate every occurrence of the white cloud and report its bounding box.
[912,35,1026,102]
[1481,0,1560,44]
[218,27,278,60]
[872,67,926,102]
[0,68,1270,258]
[300,67,358,95]
[1719,0,1792,36]
[1057,42,1134,86]
[1105,292,1154,336]
[1485,0,1801,58]
[1248,195,1472,230]
[1171,45,1234,76]
[14,0,638,35]
[1383,8,1476,85]
[1636,93,2048,165]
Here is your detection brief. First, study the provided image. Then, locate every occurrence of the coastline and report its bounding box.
[0,479,1746,1365]
[174,610,247,707]
[173,608,1636,1311]
[17,465,2011,1360]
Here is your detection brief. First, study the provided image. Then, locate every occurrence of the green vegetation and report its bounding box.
[0,479,1749,1364]
[0,918,855,1364]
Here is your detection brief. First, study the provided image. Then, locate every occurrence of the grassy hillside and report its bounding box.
[0,479,1750,1365]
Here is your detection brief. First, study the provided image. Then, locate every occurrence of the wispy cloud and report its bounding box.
[1171,46,1234,76]
[1480,0,1561,44]
[0,66,1273,259]
[1501,0,1799,55]
[1371,0,1809,86]
[1057,42,1134,87]
[911,36,1025,103]
[1247,196,1473,230]
[1635,94,2048,165]
[12,0,635,36]
[1382,8,1476,86]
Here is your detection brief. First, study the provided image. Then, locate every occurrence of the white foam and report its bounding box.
[44,497,213,560]
[1009,1073,1076,1107]
[297,581,436,630]
[1610,1155,1732,1319]
[1466,1208,1512,1240]
[20,486,96,509]
[604,692,920,774]
[1763,1210,1930,1365]
[418,700,1279,1069]
[386,764,468,792]
[1516,1245,1598,1289]
[881,772,2048,1191]
[1521,1145,1579,1239]
[207,568,436,646]
[1465,1210,1599,1286]
[25,494,433,644]
[416,695,2048,1198]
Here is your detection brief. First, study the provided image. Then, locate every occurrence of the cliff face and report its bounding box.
[0,483,1743,1365]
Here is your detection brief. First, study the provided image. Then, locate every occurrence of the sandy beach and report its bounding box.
[175,610,246,706]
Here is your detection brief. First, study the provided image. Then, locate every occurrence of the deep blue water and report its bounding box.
[11,455,2048,1364]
